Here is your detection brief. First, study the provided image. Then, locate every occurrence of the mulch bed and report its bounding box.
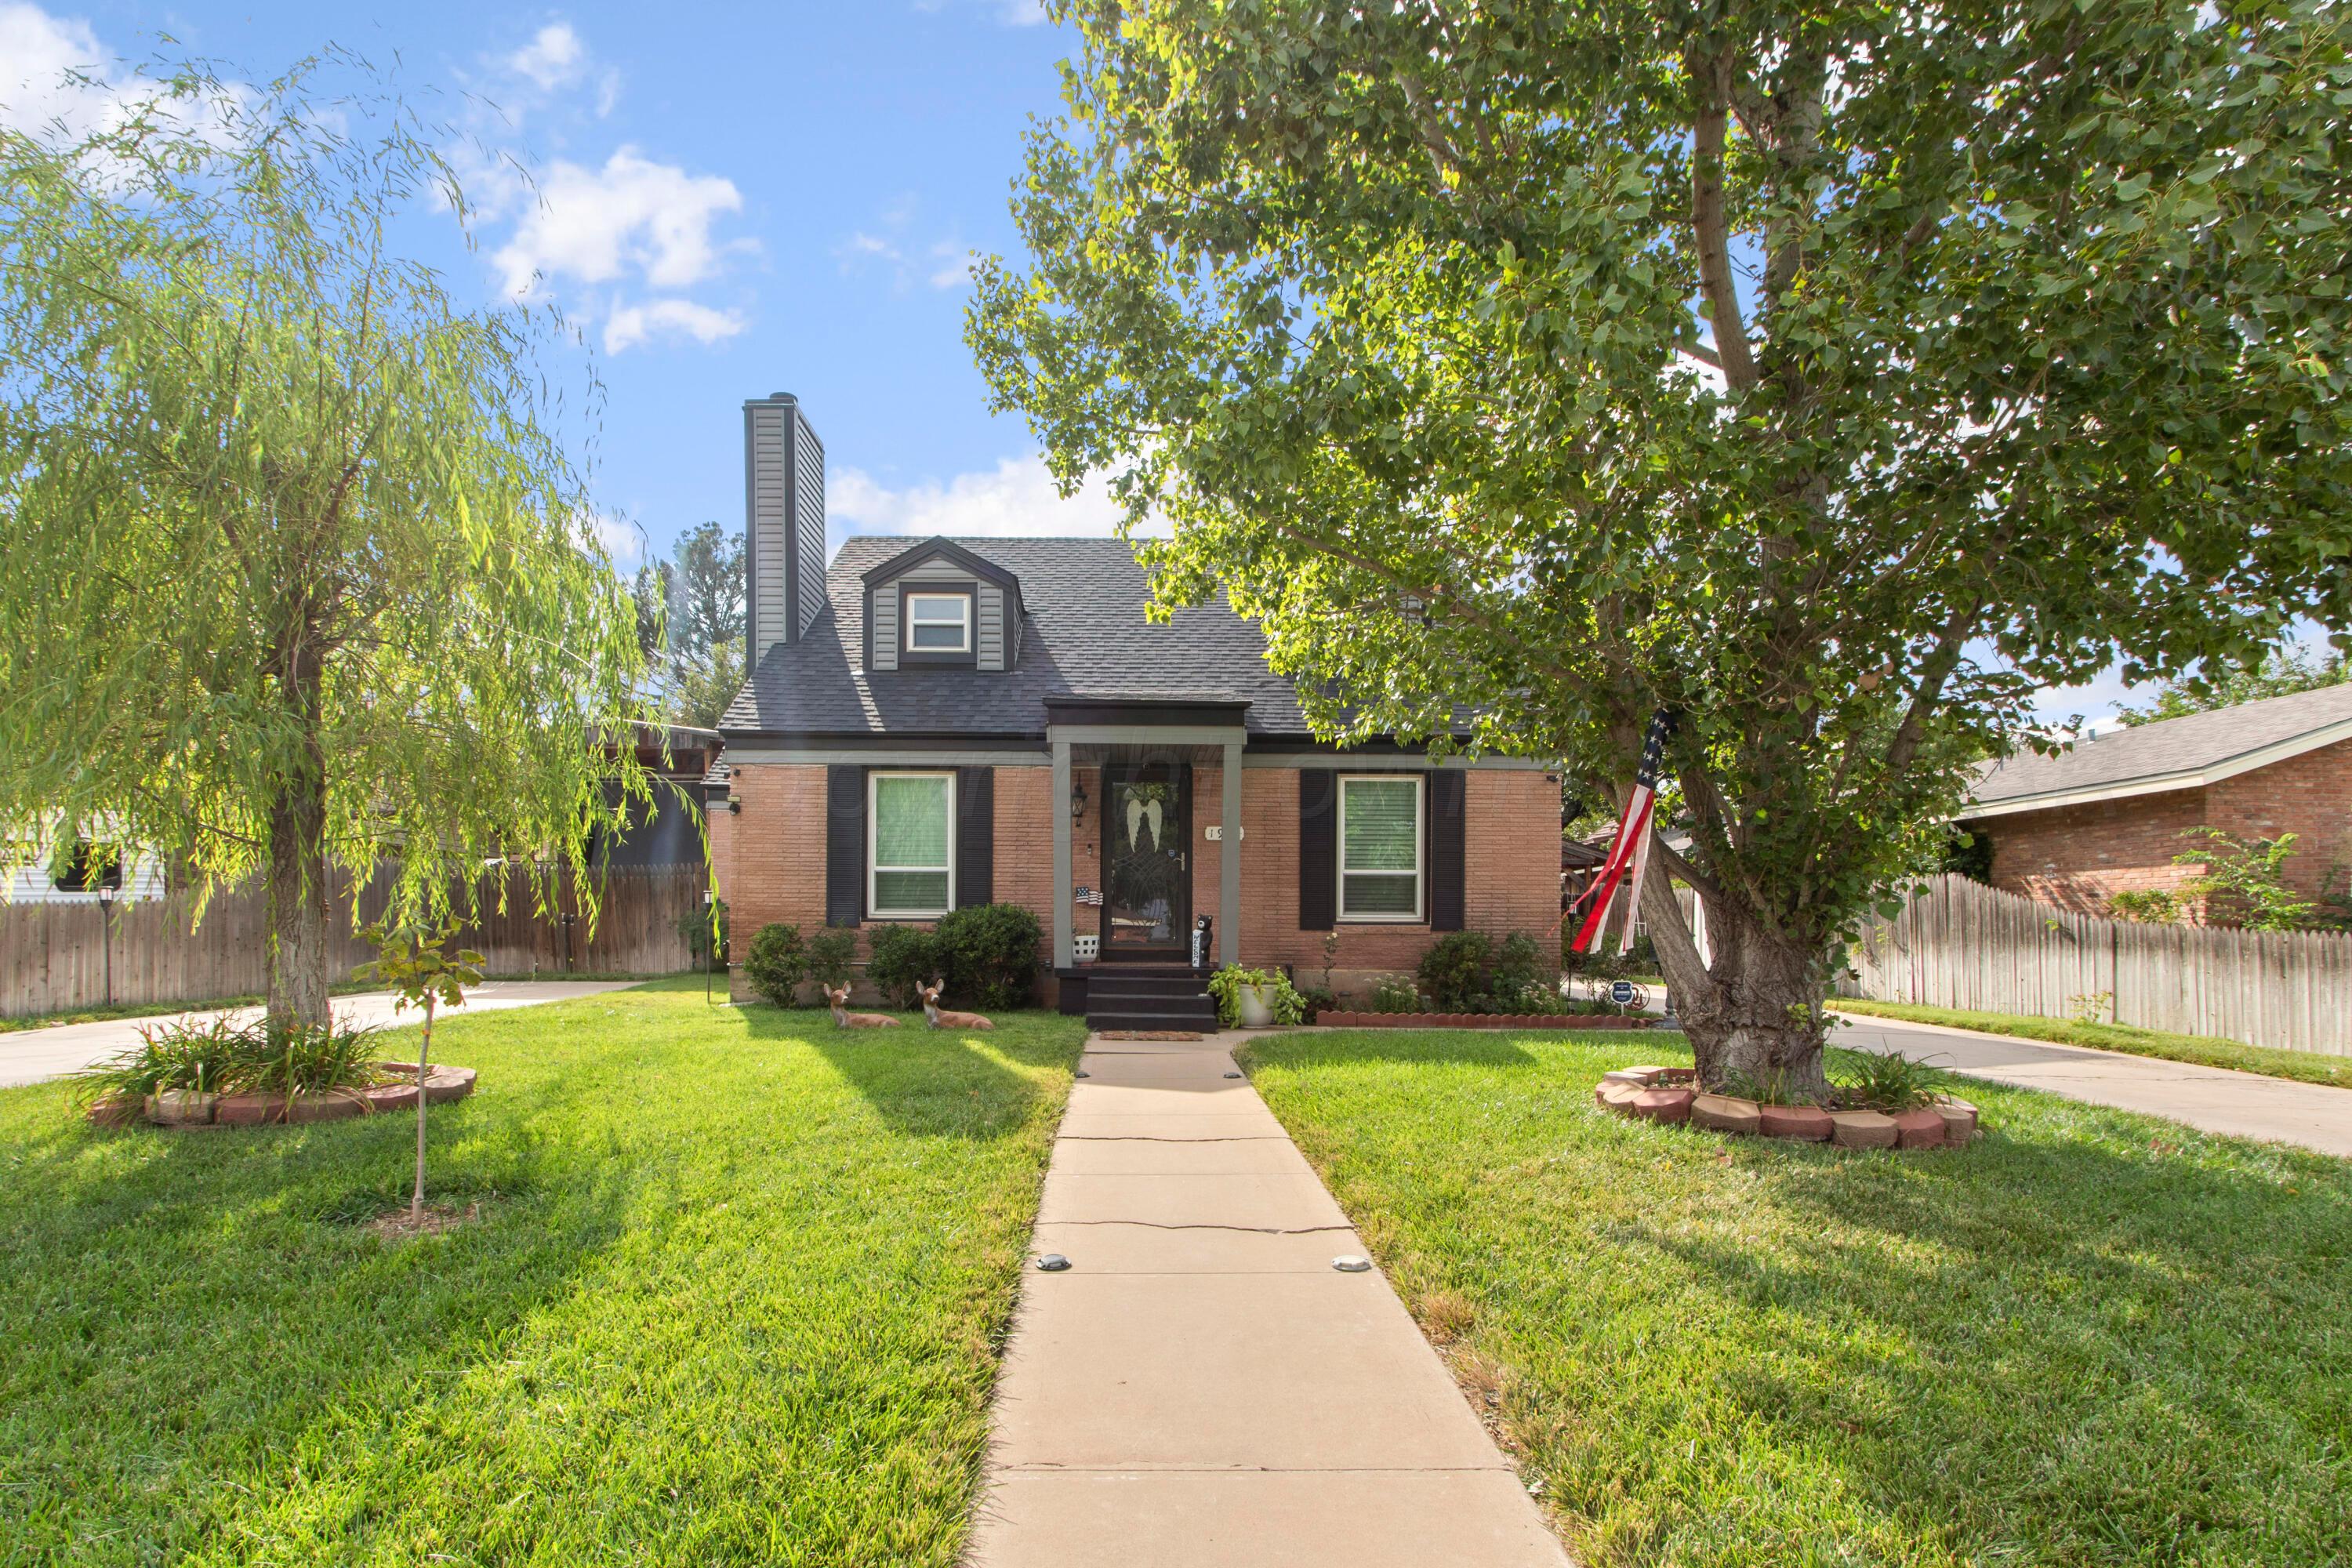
[1592,1065,1980,1149]
[365,1201,485,1241]
[1316,1011,1649,1030]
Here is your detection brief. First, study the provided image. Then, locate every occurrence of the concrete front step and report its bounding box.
[1085,1011,1221,1033]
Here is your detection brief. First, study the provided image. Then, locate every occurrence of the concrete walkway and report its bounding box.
[0,980,641,1090]
[966,1030,1568,1568]
[1831,1011,2352,1158]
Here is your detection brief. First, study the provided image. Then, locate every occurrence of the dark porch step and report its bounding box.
[1086,1008,1221,1033]
[1087,982,1223,1006]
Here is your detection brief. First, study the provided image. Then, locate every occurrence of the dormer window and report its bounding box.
[906,591,972,655]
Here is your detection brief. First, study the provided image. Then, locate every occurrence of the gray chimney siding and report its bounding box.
[742,393,826,665]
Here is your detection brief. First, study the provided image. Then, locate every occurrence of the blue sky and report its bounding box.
[2,0,1123,571]
[1,0,2249,726]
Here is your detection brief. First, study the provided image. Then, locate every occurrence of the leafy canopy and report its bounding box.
[2115,641,2350,725]
[970,0,2352,1007]
[0,58,651,935]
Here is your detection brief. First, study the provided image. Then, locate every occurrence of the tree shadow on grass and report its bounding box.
[0,1092,637,1563]
[1242,1029,1546,1071]
[739,1005,1085,1141]
[1537,1097,2352,1563]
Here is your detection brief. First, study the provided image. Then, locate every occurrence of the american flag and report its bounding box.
[1570,709,1675,955]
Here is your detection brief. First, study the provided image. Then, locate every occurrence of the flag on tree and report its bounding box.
[1570,710,1675,955]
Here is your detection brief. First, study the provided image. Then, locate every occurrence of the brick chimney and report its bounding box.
[742,391,826,662]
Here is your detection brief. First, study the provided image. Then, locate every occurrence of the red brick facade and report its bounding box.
[1977,735,2352,915]
[716,760,1562,1004]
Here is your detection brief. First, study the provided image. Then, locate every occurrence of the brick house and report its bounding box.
[706,394,1562,1025]
[1962,684,2352,915]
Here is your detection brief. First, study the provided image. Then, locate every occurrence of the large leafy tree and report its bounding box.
[971,0,2352,1091]
[2115,640,2350,724]
[632,521,746,729]
[0,62,651,1030]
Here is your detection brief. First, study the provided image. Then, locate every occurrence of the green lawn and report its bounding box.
[1241,1028,2352,1568]
[0,978,1086,1566]
[1832,997,2352,1090]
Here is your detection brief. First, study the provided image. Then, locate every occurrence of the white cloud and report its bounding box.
[499,19,620,115]
[583,507,643,566]
[490,146,748,328]
[0,4,244,149]
[604,297,746,354]
[912,0,1047,24]
[0,3,111,134]
[833,199,974,292]
[830,456,1156,552]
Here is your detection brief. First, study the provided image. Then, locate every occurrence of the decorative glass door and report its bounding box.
[1101,765,1189,953]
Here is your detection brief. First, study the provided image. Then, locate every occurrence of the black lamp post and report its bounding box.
[96,880,115,1007]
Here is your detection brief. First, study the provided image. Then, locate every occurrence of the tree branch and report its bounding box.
[1686,49,1759,393]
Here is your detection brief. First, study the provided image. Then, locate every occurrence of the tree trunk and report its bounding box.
[263,764,332,1034]
[1641,863,1833,1100]
[413,996,433,1223]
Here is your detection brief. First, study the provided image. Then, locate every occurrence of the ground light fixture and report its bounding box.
[1034,1254,1071,1272]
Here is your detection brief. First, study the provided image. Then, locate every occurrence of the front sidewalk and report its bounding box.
[1831,1011,2352,1157]
[965,1029,1568,1568]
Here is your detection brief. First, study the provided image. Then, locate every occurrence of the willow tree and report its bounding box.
[969,1,2352,1091]
[0,63,651,1030]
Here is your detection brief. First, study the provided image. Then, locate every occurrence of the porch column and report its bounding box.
[1051,736,1074,969]
[1220,739,1242,964]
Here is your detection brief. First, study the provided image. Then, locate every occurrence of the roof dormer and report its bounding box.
[862,536,1025,673]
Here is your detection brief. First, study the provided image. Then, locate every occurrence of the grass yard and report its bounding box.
[0,978,1086,1566]
[1832,997,2352,1090]
[1241,1029,2352,1568]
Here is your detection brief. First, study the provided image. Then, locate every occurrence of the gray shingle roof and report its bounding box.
[718,536,1313,739]
[1967,682,2352,813]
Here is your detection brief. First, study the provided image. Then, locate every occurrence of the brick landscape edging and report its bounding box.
[1316,1011,1647,1030]
[1592,1065,1980,1149]
[88,1062,478,1130]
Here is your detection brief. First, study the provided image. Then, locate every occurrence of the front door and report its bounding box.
[1100,764,1190,957]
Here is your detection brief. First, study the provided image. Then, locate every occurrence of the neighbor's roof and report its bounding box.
[1965,682,2352,818]
[720,536,1315,739]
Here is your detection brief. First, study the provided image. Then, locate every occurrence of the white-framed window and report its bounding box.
[904,591,972,653]
[1338,774,1423,921]
[869,771,955,918]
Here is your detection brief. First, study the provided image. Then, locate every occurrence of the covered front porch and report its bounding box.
[1047,697,1248,981]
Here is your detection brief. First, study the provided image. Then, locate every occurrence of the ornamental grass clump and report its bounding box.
[79,1015,386,1103]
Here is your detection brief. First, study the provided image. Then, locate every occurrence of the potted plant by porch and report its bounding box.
[1207,965,1307,1029]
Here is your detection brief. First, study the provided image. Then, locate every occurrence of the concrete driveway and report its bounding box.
[1830,1011,2352,1158]
[0,980,642,1091]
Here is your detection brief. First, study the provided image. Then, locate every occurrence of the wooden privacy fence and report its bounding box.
[0,863,707,1019]
[1839,873,2352,1058]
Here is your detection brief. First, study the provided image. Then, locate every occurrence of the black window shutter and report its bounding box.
[826,765,866,925]
[1298,768,1337,930]
[956,765,994,907]
[1429,769,1466,931]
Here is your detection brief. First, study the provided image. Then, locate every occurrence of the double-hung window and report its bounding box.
[904,592,971,654]
[869,771,955,918]
[1338,775,1423,920]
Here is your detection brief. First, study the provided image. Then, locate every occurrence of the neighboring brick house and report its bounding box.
[1962,684,2352,916]
[706,393,1562,1025]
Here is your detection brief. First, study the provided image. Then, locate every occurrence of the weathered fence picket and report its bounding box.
[0,863,706,1019]
[1838,873,2352,1057]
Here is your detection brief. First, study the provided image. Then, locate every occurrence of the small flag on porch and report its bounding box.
[1570,709,1675,956]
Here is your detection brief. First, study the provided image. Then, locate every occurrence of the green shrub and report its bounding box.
[2107,889,2183,924]
[1417,931,1491,1011]
[674,898,729,963]
[1298,984,1338,1022]
[1488,931,1552,1011]
[935,902,1042,1008]
[1833,1049,1944,1112]
[865,924,948,1007]
[1366,974,1421,1014]
[805,926,858,991]
[742,922,808,1006]
[78,1015,386,1101]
